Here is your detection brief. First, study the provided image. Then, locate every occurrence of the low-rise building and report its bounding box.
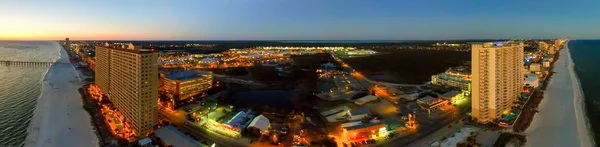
[543,59,551,67]
[348,107,370,121]
[341,120,386,141]
[440,91,463,104]
[417,96,448,114]
[154,125,206,147]
[247,115,270,135]
[159,70,213,108]
[529,63,541,72]
[137,138,153,147]
[525,74,540,88]
[431,66,471,91]
[354,95,378,106]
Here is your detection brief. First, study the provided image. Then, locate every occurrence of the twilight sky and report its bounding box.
[1,0,600,40]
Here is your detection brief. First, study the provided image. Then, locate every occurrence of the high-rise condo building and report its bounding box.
[470,41,524,123]
[95,42,158,136]
[65,38,70,50]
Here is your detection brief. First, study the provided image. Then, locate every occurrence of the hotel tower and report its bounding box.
[96,42,158,136]
[471,41,523,123]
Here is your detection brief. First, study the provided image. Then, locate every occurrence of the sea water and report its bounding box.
[568,40,600,143]
[0,41,60,146]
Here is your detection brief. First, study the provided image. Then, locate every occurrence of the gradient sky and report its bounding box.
[1,0,600,40]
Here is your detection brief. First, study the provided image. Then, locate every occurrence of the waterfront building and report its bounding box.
[470,41,524,123]
[431,66,472,91]
[538,41,548,50]
[65,38,70,50]
[530,63,541,72]
[548,46,557,54]
[95,42,159,136]
[159,70,212,108]
[524,74,540,88]
[543,59,551,67]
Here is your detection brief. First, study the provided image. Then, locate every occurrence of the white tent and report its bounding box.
[247,115,270,132]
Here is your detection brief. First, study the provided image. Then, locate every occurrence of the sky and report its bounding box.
[1,0,600,40]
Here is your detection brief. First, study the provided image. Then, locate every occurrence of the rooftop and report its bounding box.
[349,107,370,116]
[154,125,206,147]
[164,70,211,81]
[247,115,270,131]
[224,111,251,130]
[96,46,155,54]
[138,138,152,146]
[441,91,461,99]
[446,66,471,75]
[343,120,385,131]
[417,96,437,104]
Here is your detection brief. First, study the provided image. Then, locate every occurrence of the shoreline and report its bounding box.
[566,41,595,146]
[24,42,99,147]
[525,41,594,147]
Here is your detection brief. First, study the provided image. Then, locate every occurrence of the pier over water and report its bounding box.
[0,60,68,67]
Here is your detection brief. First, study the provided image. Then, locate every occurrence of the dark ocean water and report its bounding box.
[567,40,600,143]
[0,41,60,146]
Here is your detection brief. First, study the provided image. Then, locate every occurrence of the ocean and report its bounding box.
[0,41,60,146]
[567,40,600,143]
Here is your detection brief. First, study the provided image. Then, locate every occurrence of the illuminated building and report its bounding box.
[341,120,386,141]
[538,41,548,50]
[347,107,370,121]
[440,90,464,104]
[548,46,556,54]
[470,41,524,123]
[529,63,541,72]
[159,70,212,108]
[431,66,471,91]
[247,115,270,135]
[95,42,159,136]
[416,96,448,114]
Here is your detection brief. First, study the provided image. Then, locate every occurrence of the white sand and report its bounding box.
[24,43,99,147]
[526,42,594,147]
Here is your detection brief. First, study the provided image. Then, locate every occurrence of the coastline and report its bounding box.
[24,42,99,147]
[525,41,593,147]
[567,41,596,146]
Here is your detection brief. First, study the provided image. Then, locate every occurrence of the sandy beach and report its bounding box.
[24,43,99,147]
[525,42,593,147]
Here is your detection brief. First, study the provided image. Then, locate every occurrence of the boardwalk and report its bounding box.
[0,60,68,67]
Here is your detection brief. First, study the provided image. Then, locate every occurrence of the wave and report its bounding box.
[567,41,597,147]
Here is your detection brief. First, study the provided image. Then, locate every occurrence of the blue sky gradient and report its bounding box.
[1,0,600,40]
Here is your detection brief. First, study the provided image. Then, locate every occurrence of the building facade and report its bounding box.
[431,66,471,91]
[471,41,524,123]
[95,43,159,136]
[159,70,213,108]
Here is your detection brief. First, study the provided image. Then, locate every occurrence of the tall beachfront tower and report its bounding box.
[470,41,524,123]
[95,42,159,136]
[65,38,70,50]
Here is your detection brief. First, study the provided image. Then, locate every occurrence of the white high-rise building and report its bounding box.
[471,41,524,123]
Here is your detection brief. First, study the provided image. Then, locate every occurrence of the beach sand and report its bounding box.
[24,43,99,147]
[525,42,593,147]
